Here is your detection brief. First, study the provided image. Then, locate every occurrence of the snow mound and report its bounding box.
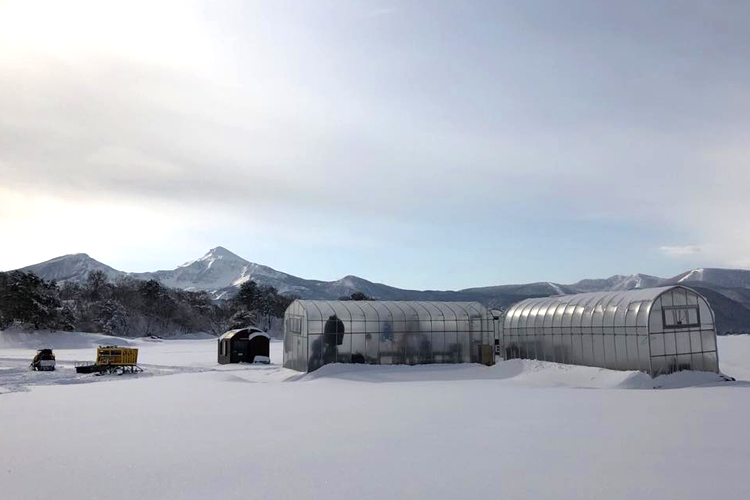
[634,370,734,389]
[293,359,734,389]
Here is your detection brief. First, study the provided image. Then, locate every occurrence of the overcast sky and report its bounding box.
[1,0,749,290]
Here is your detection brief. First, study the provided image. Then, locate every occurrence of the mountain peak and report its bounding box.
[67,252,93,260]
[18,252,123,284]
[340,274,363,281]
[202,246,245,261]
[38,252,101,265]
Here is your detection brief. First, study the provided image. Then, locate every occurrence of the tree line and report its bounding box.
[0,270,295,337]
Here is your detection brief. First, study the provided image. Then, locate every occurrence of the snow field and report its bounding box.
[1,331,749,500]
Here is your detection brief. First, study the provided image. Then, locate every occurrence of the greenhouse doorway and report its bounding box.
[471,315,493,365]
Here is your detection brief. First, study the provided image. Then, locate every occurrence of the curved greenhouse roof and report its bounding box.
[501,285,719,376]
[293,300,489,323]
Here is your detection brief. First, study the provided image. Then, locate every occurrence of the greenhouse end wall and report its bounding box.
[500,285,719,377]
[283,300,494,372]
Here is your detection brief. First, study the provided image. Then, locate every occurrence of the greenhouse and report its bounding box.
[501,285,719,376]
[283,300,495,372]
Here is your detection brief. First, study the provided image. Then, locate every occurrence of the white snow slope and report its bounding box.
[1,331,749,500]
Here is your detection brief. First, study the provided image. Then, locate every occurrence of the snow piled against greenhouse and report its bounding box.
[1,330,749,500]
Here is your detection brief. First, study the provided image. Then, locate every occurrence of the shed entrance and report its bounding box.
[218,328,271,364]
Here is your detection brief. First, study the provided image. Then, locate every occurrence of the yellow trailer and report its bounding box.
[96,346,139,366]
[76,345,142,374]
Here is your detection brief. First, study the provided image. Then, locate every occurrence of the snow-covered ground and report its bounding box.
[1,330,749,500]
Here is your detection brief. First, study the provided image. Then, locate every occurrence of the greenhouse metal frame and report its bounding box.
[283,300,494,372]
[501,285,719,376]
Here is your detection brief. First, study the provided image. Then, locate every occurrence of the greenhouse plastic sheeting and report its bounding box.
[283,300,493,372]
[501,286,719,376]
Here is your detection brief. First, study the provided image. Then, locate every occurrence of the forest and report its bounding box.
[0,270,294,337]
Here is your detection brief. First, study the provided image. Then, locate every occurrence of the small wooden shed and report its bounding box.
[218,327,270,364]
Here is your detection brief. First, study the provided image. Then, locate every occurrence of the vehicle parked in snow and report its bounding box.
[30,349,56,371]
[75,345,142,374]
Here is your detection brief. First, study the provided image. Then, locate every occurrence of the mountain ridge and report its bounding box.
[16,248,750,299]
[15,248,750,333]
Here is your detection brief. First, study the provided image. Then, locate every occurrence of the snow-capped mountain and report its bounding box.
[132,247,303,296]
[14,248,750,332]
[16,247,337,300]
[16,249,750,301]
[15,247,411,301]
[460,274,663,300]
[18,253,126,284]
[567,274,662,293]
[663,268,750,289]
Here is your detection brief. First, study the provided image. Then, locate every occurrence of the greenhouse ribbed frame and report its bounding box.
[283,300,494,372]
[500,285,719,376]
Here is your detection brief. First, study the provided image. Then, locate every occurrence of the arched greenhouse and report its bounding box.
[501,285,719,376]
[283,300,494,372]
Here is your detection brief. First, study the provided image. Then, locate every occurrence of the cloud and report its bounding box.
[2,0,750,285]
[659,245,703,258]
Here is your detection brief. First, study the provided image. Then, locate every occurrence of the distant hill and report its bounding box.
[663,268,750,289]
[687,286,750,334]
[16,249,750,333]
[19,253,126,284]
